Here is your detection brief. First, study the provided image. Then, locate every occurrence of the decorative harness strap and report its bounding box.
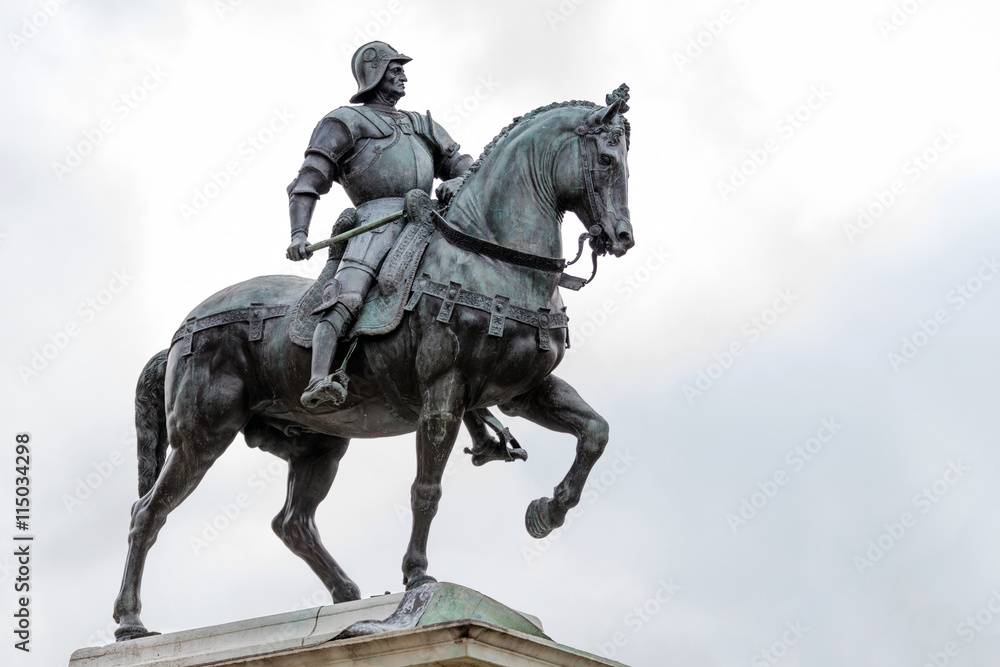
[171,304,289,356]
[404,275,569,352]
[577,132,609,236]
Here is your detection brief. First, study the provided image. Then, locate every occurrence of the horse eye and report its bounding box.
[600,154,613,166]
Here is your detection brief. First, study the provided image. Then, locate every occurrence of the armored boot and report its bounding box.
[301,303,355,408]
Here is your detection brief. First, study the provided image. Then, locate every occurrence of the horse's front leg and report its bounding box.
[499,374,609,538]
[402,369,467,589]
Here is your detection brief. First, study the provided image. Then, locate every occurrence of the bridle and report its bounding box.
[576,123,623,249]
[562,124,627,288]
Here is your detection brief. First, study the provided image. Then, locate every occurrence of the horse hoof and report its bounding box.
[526,498,554,538]
[115,623,160,642]
[405,574,437,590]
[333,581,362,603]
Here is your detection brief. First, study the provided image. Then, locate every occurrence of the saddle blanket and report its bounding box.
[287,215,436,347]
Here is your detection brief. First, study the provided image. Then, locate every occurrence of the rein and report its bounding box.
[429,208,565,273]
[428,131,614,292]
[564,228,602,290]
[429,208,600,292]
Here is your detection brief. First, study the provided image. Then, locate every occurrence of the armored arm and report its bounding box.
[439,149,474,181]
[286,117,354,261]
[424,113,473,204]
[427,114,473,180]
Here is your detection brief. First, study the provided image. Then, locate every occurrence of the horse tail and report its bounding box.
[135,349,169,498]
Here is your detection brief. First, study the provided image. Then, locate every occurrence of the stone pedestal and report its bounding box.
[70,584,627,667]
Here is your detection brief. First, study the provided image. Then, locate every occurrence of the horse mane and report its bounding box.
[443,99,608,215]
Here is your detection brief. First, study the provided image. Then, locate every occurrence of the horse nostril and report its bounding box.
[618,231,633,246]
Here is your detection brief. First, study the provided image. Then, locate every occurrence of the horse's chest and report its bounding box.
[450,314,565,402]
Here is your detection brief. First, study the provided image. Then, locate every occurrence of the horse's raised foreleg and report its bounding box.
[270,435,360,603]
[499,374,609,538]
[402,370,467,589]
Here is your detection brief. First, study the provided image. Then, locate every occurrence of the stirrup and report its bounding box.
[463,409,527,466]
[301,369,350,409]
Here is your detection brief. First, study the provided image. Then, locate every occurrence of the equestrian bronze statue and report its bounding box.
[113,42,634,641]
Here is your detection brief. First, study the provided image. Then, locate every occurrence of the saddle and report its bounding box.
[287,190,437,348]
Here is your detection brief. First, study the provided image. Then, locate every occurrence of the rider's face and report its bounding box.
[378,62,407,101]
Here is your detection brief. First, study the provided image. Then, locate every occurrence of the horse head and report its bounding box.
[563,85,634,258]
[444,87,634,265]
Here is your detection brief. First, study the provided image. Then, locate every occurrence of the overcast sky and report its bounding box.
[2,1,1000,666]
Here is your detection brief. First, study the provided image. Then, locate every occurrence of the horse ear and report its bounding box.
[588,98,625,128]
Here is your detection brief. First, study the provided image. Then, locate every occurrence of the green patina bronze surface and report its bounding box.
[416,583,548,639]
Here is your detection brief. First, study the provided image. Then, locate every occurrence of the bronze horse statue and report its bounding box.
[113,90,634,641]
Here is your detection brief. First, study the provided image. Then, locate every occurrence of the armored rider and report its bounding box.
[286,42,473,409]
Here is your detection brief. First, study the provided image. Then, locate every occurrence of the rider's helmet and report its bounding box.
[349,41,411,104]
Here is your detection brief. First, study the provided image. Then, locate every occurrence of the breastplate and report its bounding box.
[339,112,435,206]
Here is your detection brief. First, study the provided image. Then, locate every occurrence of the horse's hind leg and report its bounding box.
[114,363,248,641]
[269,433,360,603]
[113,422,242,640]
[499,374,609,538]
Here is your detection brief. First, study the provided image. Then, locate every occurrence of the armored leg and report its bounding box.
[301,304,352,408]
[300,265,373,409]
